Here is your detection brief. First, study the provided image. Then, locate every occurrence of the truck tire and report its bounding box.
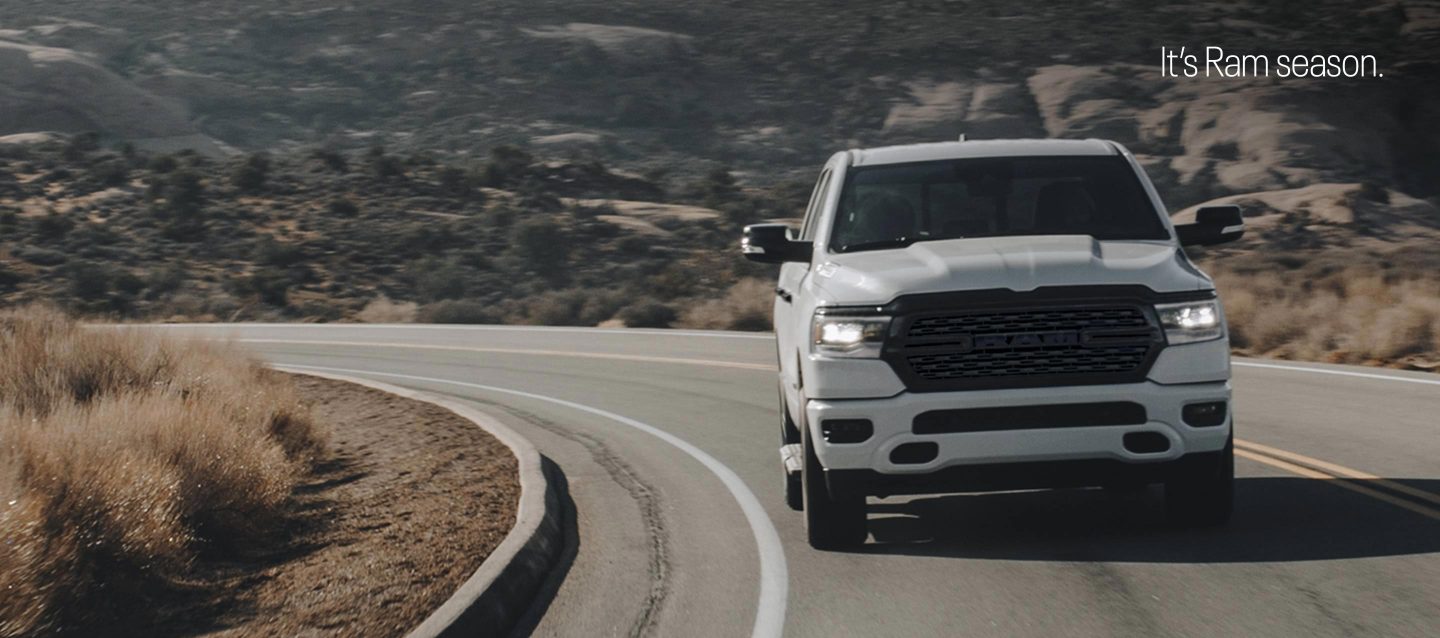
[1165,433,1234,527]
[802,427,867,549]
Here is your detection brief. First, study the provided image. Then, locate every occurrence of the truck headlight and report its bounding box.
[1155,300,1223,345]
[811,314,890,358]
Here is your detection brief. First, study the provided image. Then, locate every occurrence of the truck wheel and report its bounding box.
[1165,434,1234,527]
[802,428,867,549]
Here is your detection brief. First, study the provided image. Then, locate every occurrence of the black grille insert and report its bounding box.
[908,307,1151,342]
[880,288,1177,391]
[907,344,1151,380]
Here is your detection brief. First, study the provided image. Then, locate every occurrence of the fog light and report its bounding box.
[821,419,873,444]
[1182,401,1227,427]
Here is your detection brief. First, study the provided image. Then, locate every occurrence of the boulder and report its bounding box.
[0,39,226,154]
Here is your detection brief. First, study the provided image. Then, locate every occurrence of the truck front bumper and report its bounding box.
[805,380,1231,488]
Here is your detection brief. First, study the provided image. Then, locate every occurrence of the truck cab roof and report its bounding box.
[847,139,1119,167]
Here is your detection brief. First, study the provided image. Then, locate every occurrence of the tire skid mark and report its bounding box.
[476,399,672,638]
[1295,583,1366,638]
[1069,562,1166,637]
[274,364,788,638]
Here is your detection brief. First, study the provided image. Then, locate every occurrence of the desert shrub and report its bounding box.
[438,165,471,197]
[418,299,497,324]
[112,270,146,296]
[480,145,533,188]
[232,153,271,192]
[69,221,120,247]
[292,299,344,322]
[694,167,740,207]
[679,278,774,331]
[619,300,677,328]
[517,289,624,326]
[254,237,306,267]
[15,246,67,266]
[482,203,516,229]
[65,260,111,301]
[0,307,322,634]
[509,218,570,278]
[154,169,208,241]
[145,263,188,298]
[367,146,405,180]
[645,261,706,301]
[309,148,348,173]
[357,295,418,323]
[0,261,22,291]
[616,234,650,255]
[86,158,130,188]
[408,256,471,302]
[36,212,75,241]
[233,267,294,307]
[147,154,178,174]
[61,132,100,162]
[721,199,767,228]
[327,197,359,217]
[154,169,206,215]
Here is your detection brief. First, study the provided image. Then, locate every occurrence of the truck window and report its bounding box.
[830,156,1168,252]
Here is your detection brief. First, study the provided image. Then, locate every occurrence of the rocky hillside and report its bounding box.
[1,1,1438,367]
[0,2,1435,199]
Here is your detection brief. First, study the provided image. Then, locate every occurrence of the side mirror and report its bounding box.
[741,223,813,264]
[1175,205,1245,247]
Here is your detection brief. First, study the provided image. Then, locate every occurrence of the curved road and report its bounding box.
[156,324,1440,637]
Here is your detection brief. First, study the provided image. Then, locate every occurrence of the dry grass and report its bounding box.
[356,295,419,323]
[1207,254,1440,368]
[678,278,774,331]
[0,306,324,636]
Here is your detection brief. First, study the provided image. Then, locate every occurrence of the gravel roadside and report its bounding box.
[162,375,521,637]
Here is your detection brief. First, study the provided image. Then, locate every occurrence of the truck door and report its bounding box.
[776,168,830,413]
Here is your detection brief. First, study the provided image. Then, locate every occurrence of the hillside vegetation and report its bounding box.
[0,138,783,330]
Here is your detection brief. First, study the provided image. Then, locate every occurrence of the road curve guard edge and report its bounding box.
[278,367,564,638]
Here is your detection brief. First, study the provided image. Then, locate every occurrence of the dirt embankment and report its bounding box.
[0,306,520,636]
[175,375,521,637]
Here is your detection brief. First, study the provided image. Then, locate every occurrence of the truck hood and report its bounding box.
[810,235,1207,305]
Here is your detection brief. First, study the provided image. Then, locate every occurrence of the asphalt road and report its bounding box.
[152,324,1440,638]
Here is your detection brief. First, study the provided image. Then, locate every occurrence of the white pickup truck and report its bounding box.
[742,139,1244,549]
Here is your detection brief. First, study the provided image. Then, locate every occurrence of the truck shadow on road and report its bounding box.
[861,477,1440,562]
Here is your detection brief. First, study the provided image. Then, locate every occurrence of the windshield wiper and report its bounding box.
[836,237,923,253]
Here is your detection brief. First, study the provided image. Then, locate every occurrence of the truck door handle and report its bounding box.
[775,287,793,303]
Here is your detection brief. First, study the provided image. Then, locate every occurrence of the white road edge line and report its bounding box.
[1232,361,1440,387]
[279,363,789,638]
[122,324,1440,386]
[126,323,774,340]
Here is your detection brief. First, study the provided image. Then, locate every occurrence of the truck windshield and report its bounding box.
[830,155,1169,253]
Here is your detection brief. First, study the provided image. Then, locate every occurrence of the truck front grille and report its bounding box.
[908,307,1150,339]
[885,300,1164,391]
[907,344,1151,380]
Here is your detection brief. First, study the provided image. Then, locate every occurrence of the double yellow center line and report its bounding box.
[1235,439,1440,521]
